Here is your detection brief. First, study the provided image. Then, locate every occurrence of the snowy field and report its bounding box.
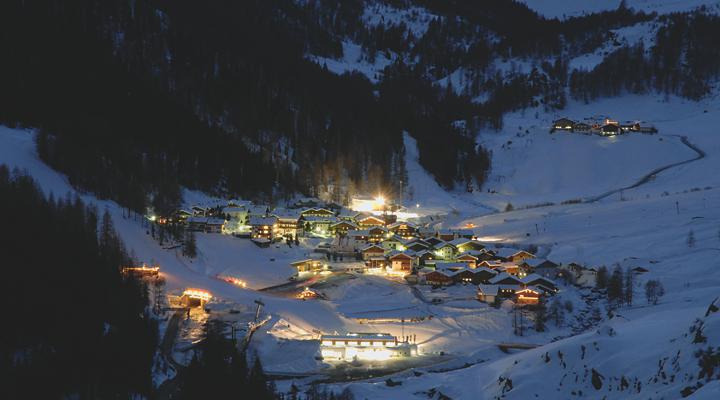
[2,90,720,398]
[519,0,720,19]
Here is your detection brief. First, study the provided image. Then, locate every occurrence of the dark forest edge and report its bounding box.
[1,1,719,215]
[0,167,311,399]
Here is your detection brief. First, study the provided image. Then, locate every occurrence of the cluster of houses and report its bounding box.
[165,198,411,245]
[551,117,658,136]
[291,218,563,306]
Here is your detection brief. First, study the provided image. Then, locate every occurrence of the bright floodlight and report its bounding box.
[375,195,385,205]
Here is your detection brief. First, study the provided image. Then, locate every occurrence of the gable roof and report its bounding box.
[489,272,523,285]
[387,251,415,260]
[361,243,385,252]
[249,216,277,226]
[477,284,499,296]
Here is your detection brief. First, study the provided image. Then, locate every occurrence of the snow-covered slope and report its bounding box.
[520,0,720,19]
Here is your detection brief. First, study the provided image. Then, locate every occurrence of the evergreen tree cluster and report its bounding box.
[570,12,720,101]
[178,320,276,399]
[0,166,157,399]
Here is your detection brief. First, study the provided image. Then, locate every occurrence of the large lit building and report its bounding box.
[320,332,417,361]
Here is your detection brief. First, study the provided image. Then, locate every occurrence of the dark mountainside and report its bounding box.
[1,0,718,215]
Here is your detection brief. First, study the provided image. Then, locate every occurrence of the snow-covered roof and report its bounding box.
[248,216,277,226]
[321,332,396,341]
[489,272,523,284]
[477,284,499,296]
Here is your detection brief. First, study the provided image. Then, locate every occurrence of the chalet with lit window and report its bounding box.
[248,205,271,219]
[449,238,485,254]
[489,272,523,286]
[433,242,457,260]
[357,215,386,228]
[361,244,385,261]
[477,284,499,303]
[222,206,249,224]
[273,210,301,238]
[347,229,370,243]
[551,117,576,132]
[514,287,542,305]
[455,252,479,268]
[205,218,226,233]
[415,250,436,266]
[291,259,329,276]
[600,123,620,136]
[249,216,277,240]
[388,221,418,239]
[421,268,454,286]
[330,220,358,236]
[368,226,389,243]
[388,251,414,274]
[520,274,558,294]
[493,248,535,263]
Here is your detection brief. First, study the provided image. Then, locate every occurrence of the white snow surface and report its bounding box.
[520,0,720,19]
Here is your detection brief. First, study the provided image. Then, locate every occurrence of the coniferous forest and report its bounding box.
[0,167,157,398]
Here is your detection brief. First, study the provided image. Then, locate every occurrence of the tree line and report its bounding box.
[0,166,157,398]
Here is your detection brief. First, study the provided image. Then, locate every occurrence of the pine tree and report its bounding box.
[607,265,624,307]
[645,280,665,305]
[184,230,197,258]
[535,299,547,332]
[687,230,696,248]
[548,298,565,327]
[624,267,634,306]
[596,266,608,290]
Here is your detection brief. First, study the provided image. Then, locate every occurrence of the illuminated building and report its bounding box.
[320,332,417,361]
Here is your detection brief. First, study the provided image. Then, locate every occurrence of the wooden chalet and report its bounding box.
[367,226,389,243]
[523,259,560,278]
[600,123,620,136]
[405,239,430,252]
[514,287,541,305]
[272,210,301,238]
[573,122,592,133]
[357,215,386,228]
[449,238,485,254]
[473,267,498,284]
[249,216,277,240]
[422,269,454,286]
[415,250,436,266]
[205,218,226,233]
[508,250,535,263]
[433,242,457,260]
[330,220,358,236]
[455,252,479,268]
[489,272,523,286]
[521,274,558,293]
[297,287,319,300]
[436,229,456,242]
[388,251,414,274]
[361,244,385,261]
[551,118,576,132]
[477,284,499,303]
[424,236,445,247]
[347,229,370,243]
[388,221,418,239]
[291,259,329,275]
